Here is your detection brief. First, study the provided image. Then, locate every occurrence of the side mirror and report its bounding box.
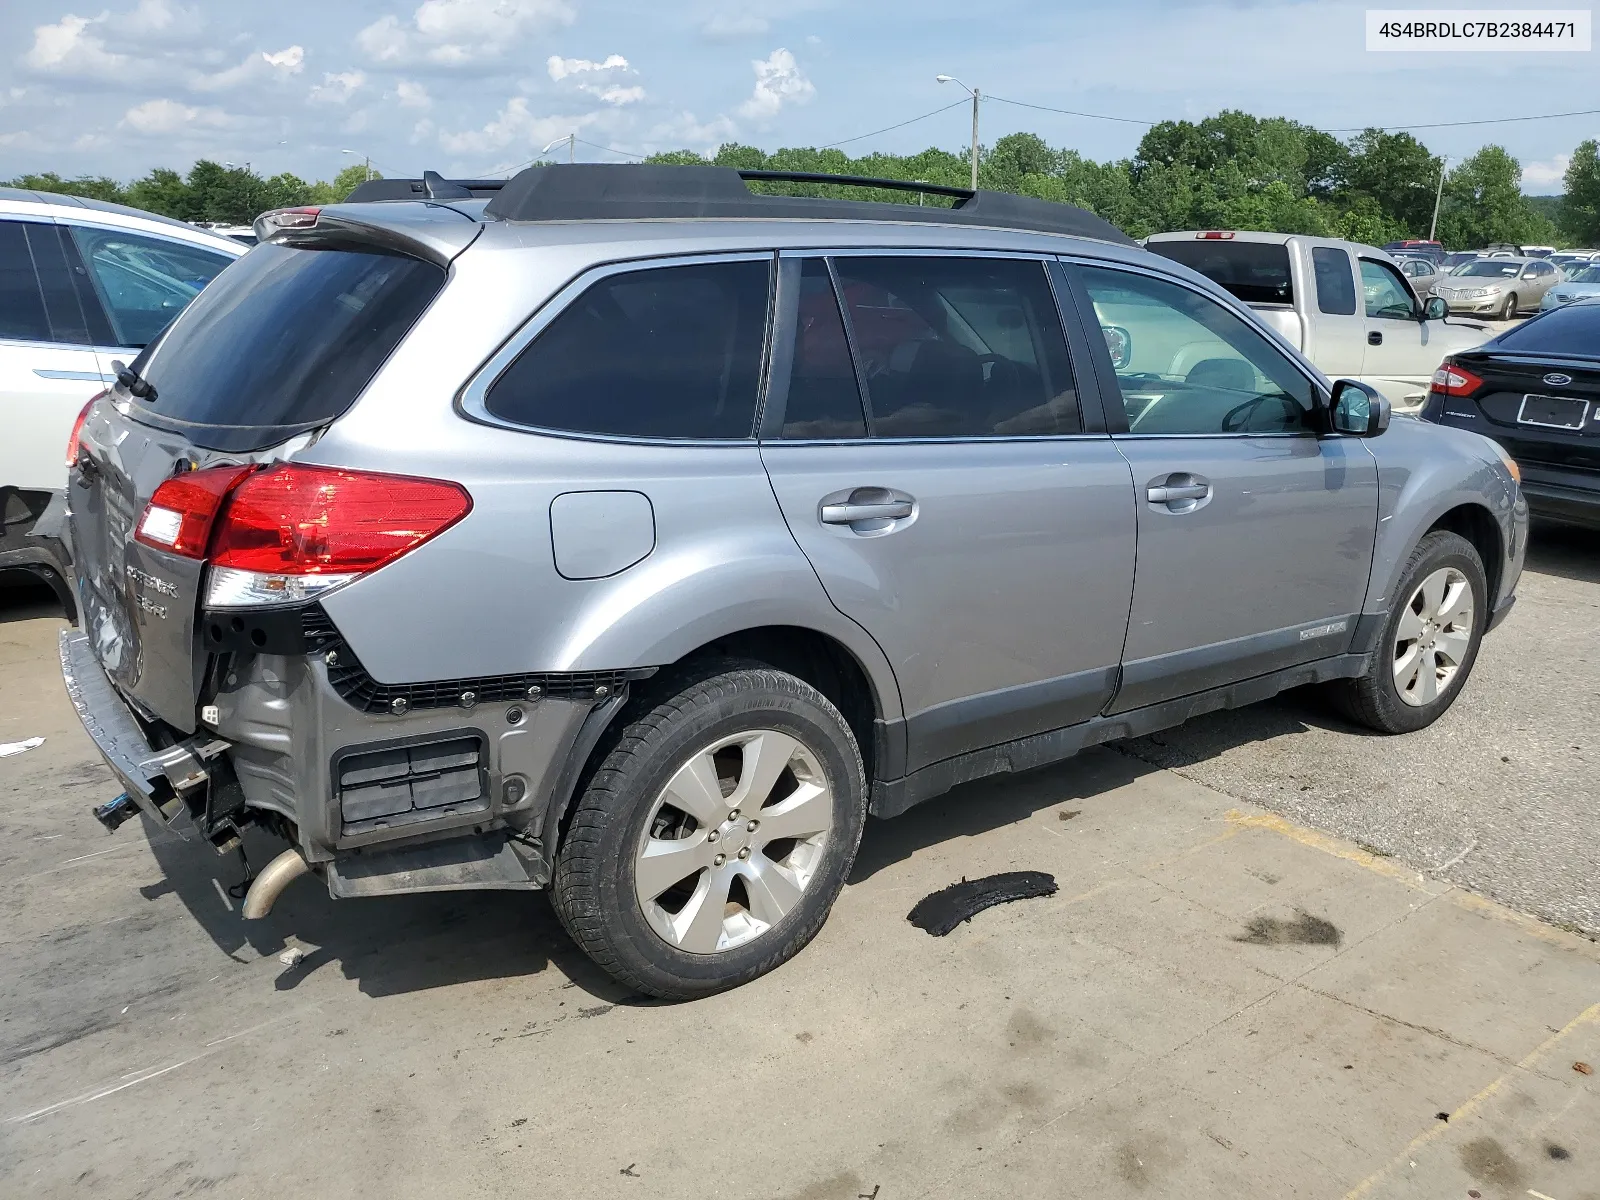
[1329,379,1391,437]
[1422,296,1449,321]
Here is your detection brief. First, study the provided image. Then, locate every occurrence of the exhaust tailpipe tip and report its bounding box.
[242,848,310,920]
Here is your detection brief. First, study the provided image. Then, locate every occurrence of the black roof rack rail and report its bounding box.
[346,164,1134,245]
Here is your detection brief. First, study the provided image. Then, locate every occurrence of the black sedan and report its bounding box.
[1420,302,1600,529]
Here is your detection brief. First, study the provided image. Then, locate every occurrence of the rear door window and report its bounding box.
[0,220,112,346]
[829,255,1080,438]
[1146,239,1294,305]
[0,221,50,343]
[134,243,445,451]
[70,227,233,348]
[1312,247,1357,315]
[485,259,771,439]
[774,258,868,439]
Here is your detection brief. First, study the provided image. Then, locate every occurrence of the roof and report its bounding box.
[0,186,202,232]
[347,164,1137,247]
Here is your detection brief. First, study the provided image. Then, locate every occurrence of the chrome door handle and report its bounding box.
[1146,484,1209,503]
[821,500,914,524]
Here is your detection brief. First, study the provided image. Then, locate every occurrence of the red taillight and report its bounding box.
[66,393,102,468]
[261,206,320,230]
[1197,231,1235,240]
[209,464,472,576]
[1430,360,1484,397]
[135,465,254,558]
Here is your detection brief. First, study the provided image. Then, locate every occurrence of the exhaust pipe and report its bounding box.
[242,848,310,919]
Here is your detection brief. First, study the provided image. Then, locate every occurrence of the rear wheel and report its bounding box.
[1331,531,1487,734]
[1499,292,1518,320]
[551,662,867,1000]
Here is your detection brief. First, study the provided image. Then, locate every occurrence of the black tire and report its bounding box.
[551,661,867,1000]
[1330,530,1487,734]
[1500,293,1518,320]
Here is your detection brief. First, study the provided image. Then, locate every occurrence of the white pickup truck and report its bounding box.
[1145,230,1491,410]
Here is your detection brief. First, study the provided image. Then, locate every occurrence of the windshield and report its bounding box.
[1453,261,1522,278]
[132,243,445,452]
[1441,253,1479,269]
[1565,266,1600,285]
[1144,240,1293,304]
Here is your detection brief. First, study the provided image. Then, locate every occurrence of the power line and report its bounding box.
[985,94,1155,127]
[1319,106,1600,133]
[574,135,646,159]
[818,98,970,149]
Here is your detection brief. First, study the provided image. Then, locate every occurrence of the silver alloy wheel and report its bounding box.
[633,729,833,955]
[1392,566,1474,707]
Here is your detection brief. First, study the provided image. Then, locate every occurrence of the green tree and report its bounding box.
[1436,145,1553,248]
[1560,139,1600,244]
[7,172,127,203]
[124,168,193,218]
[1339,129,1441,236]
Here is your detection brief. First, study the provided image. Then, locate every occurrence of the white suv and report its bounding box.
[0,187,241,606]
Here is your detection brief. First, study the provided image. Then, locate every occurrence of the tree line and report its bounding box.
[7,111,1599,248]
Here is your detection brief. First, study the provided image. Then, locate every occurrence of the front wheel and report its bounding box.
[1499,293,1518,320]
[552,662,867,1000]
[1330,531,1487,734]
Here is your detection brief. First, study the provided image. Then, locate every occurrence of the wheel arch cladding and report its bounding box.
[539,625,889,864]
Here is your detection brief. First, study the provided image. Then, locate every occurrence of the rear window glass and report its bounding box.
[1146,240,1293,305]
[1494,304,1600,353]
[134,244,444,449]
[484,259,771,439]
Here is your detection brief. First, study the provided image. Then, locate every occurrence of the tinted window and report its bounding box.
[1494,304,1600,355]
[1568,267,1600,284]
[137,244,444,448]
[1081,265,1314,435]
[71,227,233,348]
[33,223,113,346]
[486,260,770,439]
[831,256,1079,438]
[776,258,867,439]
[1360,260,1417,319]
[1312,247,1357,315]
[0,221,50,343]
[1145,240,1293,305]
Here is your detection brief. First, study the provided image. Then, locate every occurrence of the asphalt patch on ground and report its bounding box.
[907,871,1058,936]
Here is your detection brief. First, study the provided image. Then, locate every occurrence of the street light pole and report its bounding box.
[1428,156,1448,243]
[341,149,372,181]
[936,75,981,191]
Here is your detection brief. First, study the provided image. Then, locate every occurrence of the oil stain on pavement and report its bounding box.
[1233,910,1342,947]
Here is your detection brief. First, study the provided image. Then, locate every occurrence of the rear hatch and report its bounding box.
[69,238,448,732]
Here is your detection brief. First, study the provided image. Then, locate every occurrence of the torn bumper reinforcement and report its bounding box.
[59,628,224,841]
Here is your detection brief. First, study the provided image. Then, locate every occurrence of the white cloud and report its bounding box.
[26,14,130,74]
[738,48,813,121]
[395,80,433,108]
[546,53,629,81]
[120,97,232,134]
[116,0,183,34]
[358,0,575,65]
[309,71,368,104]
[650,111,738,152]
[585,84,645,106]
[1522,153,1570,189]
[191,45,304,91]
[702,12,769,39]
[437,95,595,155]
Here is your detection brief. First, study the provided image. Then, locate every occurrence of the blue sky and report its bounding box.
[1,0,1595,192]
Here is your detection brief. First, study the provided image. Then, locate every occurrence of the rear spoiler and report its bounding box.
[252,204,480,268]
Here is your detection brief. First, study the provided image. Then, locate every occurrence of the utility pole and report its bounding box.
[569,133,576,163]
[1429,156,1447,243]
[937,76,982,191]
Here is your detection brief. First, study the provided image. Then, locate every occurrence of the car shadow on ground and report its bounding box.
[1526,521,1599,584]
[0,580,66,624]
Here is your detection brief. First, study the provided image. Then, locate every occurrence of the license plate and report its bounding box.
[1517,393,1589,430]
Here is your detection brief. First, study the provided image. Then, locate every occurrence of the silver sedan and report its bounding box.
[1432,256,1562,320]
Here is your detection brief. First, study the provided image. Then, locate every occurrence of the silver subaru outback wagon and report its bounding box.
[57,165,1526,999]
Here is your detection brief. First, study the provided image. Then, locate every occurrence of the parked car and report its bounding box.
[56,165,1526,999]
[192,222,259,246]
[1421,301,1599,528]
[1383,239,1446,266]
[1522,245,1557,259]
[1433,256,1561,320]
[1145,230,1491,409]
[1397,255,1443,297]
[1540,264,1600,310]
[1550,250,1600,277]
[0,187,242,610]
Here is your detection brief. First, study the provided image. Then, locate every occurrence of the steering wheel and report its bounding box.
[1221,393,1303,433]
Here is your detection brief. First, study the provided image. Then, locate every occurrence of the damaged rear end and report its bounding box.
[59,201,574,914]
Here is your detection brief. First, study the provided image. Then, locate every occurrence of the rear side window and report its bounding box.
[485,259,771,439]
[1146,240,1294,305]
[830,255,1079,438]
[1494,303,1600,352]
[136,243,444,450]
[0,220,112,346]
[1312,247,1357,315]
[70,226,233,348]
[776,258,868,439]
